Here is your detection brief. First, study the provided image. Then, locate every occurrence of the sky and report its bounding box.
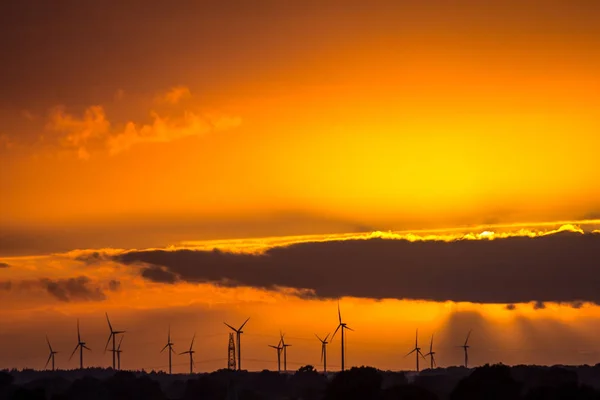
[1,0,600,373]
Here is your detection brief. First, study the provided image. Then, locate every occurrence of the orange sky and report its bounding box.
[1,0,600,372]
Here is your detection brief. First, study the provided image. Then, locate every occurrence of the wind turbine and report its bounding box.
[460,330,472,368]
[405,329,425,372]
[315,333,330,373]
[224,317,250,371]
[160,326,176,374]
[179,334,196,374]
[424,334,437,369]
[115,335,124,370]
[268,339,283,372]
[69,319,91,369]
[45,336,58,371]
[104,313,125,369]
[331,302,353,371]
[280,332,291,373]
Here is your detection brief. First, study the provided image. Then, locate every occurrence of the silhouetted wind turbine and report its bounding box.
[179,334,196,374]
[315,333,330,373]
[280,332,291,373]
[45,336,58,371]
[224,317,250,371]
[268,338,283,372]
[104,313,125,370]
[424,334,436,369]
[405,329,426,372]
[460,330,472,368]
[69,319,91,369]
[331,302,353,371]
[115,335,124,370]
[160,326,176,374]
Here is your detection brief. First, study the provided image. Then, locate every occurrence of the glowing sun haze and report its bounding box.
[1,0,600,372]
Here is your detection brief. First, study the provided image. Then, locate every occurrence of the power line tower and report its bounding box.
[228,333,237,371]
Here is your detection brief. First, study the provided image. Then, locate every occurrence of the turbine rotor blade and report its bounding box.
[83,345,91,351]
[77,319,81,342]
[331,324,341,341]
[105,312,113,332]
[224,322,237,332]
[117,335,124,351]
[315,333,323,342]
[69,344,79,360]
[324,333,330,342]
[190,334,195,351]
[404,348,416,358]
[465,329,472,346]
[160,344,169,353]
[337,301,342,324]
[239,317,250,331]
[46,335,53,352]
[430,334,434,352]
[45,354,52,369]
[345,326,354,332]
[104,333,113,353]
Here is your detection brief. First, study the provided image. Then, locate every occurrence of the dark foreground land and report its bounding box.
[3,363,600,400]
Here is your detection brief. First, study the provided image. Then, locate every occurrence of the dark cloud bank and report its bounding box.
[0,276,120,302]
[110,232,600,305]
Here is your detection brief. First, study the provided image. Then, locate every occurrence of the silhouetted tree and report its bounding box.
[382,384,438,400]
[450,364,521,400]
[325,366,382,400]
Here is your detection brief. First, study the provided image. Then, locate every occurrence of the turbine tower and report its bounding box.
[268,339,283,372]
[224,317,250,371]
[315,333,330,373]
[104,313,125,370]
[179,334,196,374]
[280,332,291,373]
[69,319,91,369]
[331,302,353,371]
[114,335,124,370]
[160,326,176,374]
[405,329,425,372]
[45,336,58,371]
[460,330,472,368]
[424,334,436,369]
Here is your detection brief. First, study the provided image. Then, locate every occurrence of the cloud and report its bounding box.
[141,265,178,284]
[157,85,191,105]
[0,262,10,268]
[107,279,121,291]
[0,134,15,150]
[40,276,107,302]
[505,304,517,311]
[113,231,600,305]
[533,301,546,310]
[0,281,11,291]
[106,109,241,155]
[46,105,110,160]
[44,86,240,158]
[75,251,111,265]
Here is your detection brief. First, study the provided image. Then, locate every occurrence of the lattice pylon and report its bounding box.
[228,332,237,370]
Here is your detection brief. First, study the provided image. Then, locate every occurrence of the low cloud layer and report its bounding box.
[113,232,600,304]
[0,276,118,302]
[0,262,10,268]
[41,276,110,302]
